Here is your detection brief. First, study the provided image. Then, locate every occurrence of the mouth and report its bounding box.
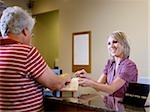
[110,48,117,53]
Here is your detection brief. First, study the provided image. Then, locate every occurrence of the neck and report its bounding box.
[4,33,24,43]
[114,57,122,65]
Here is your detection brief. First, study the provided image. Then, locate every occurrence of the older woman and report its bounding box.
[0,6,71,111]
[75,31,138,98]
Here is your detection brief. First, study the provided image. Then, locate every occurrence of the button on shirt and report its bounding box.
[103,58,138,98]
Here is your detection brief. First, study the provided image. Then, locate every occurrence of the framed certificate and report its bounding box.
[72,31,91,73]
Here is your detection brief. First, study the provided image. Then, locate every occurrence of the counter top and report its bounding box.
[44,93,150,112]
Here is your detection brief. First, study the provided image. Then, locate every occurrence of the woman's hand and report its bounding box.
[78,78,93,87]
[74,69,90,79]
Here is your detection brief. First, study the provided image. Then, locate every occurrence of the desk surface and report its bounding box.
[44,93,150,112]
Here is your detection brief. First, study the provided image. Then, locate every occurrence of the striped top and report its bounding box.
[0,39,47,112]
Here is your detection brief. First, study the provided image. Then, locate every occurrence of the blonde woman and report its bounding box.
[75,31,138,98]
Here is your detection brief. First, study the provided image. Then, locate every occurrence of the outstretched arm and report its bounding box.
[36,66,71,91]
[79,76,125,94]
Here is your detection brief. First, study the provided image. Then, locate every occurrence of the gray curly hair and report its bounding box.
[0,6,35,37]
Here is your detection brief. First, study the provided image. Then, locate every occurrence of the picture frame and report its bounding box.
[72,31,91,73]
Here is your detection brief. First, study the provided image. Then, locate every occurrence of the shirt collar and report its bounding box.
[0,38,20,45]
[111,57,128,65]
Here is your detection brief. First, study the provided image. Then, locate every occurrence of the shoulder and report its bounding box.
[107,59,115,65]
[103,59,115,70]
[121,58,137,67]
[13,43,34,50]
[21,44,38,52]
[14,44,39,56]
[119,58,138,82]
[119,58,138,74]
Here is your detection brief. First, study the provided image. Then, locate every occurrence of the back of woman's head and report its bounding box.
[0,6,35,37]
[109,31,130,58]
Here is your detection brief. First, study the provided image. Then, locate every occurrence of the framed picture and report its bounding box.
[72,31,91,73]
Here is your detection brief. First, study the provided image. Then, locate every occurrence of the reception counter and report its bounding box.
[44,93,150,112]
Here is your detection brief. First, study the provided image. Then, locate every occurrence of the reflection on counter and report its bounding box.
[44,93,150,112]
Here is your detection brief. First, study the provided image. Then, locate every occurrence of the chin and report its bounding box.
[110,53,115,56]
[111,54,120,58]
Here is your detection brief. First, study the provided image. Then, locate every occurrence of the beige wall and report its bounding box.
[3,0,149,94]
[148,0,150,77]
[3,0,29,10]
[32,10,59,68]
[32,0,149,79]
[32,0,60,15]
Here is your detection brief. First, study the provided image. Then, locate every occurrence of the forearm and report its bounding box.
[36,66,71,91]
[90,81,115,94]
[97,74,107,84]
[50,73,71,91]
[58,73,70,86]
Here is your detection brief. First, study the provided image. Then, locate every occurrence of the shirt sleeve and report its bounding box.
[118,60,138,82]
[26,46,47,79]
[103,59,111,75]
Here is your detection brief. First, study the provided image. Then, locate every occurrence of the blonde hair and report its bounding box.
[108,31,130,58]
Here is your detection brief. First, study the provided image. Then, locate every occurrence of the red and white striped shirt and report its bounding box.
[0,39,47,112]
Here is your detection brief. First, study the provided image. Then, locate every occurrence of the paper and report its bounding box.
[61,78,79,91]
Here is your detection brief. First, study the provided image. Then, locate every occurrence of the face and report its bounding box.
[107,36,124,58]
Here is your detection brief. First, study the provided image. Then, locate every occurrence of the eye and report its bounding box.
[107,42,111,45]
[112,40,118,44]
